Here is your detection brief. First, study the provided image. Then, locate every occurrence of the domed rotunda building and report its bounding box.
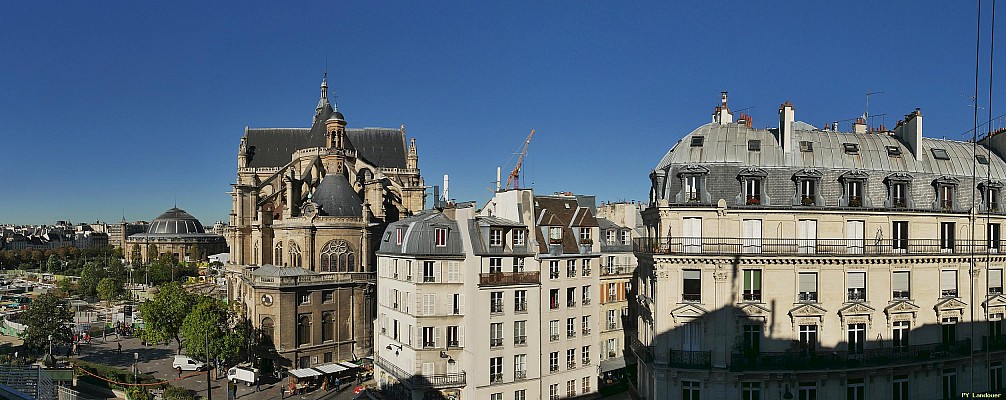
[126,207,228,263]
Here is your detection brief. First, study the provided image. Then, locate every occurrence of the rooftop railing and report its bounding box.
[635,237,1002,257]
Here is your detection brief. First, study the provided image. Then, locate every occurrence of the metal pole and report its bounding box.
[206,332,212,400]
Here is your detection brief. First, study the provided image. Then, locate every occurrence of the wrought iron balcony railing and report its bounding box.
[376,356,466,389]
[480,272,540,286]
[635,237,1006,256]
[602,264,635,276]
[669,350,712,369]
[728,339,971,372]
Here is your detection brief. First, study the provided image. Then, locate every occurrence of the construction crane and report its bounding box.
[505,130,535,190]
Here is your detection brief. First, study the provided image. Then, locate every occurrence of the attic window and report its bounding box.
[886,146,903,157]
[747,140,761,151]
[978,154,990,165]
[800,141,814,152]
[932,148,951,161]
[843,143,860,154]
[691,136,705,147]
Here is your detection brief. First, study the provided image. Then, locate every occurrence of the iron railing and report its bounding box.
[630,337,654,363]
[729,339,971,372]
[480,272,540,286]
[635,237,1006,256]
[602,264,635,276]
[669,350,712,369]
[376,356,466,389]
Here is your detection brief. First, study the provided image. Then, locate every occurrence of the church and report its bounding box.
[225,75,426,371]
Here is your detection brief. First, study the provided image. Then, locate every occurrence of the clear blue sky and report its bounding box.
[1,1,1001,225]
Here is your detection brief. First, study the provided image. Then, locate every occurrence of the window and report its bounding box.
[447,326,459,347]
[514,290,527,312]
[991,316,1003,342]
[889,180,909,208]
[978,154,991,165]
[320,240,354,272]
[682,269,701,302]
[690,136,704,147]
[490,322,503,347]
[991,223,1002,252]
[798,272,818,302]
[747,140,761,151]
[683,217,702,253]
[299,293,310,305]
[742,219,763,253]
[605,230,616,245]
[322,290,334,303]
[582,259,590,276]
[566,349,576,369]
[992,362,1003,393]
[843,142,859,154]
[422,327,434,348]
[799,325,817,352]
[893,320,910,349]
[580,227,592,243]
[514,354,526,380]
[847,323,865,354]
[941,270,958,297]
[942,369,957,400]
[847,272,866,302]
[684,175,702,202]
[566,379,576,397]
[606,338,617,357]
[799,179,817,206]
[549,320,559,342]
[621,230,630,245]
[548,227,563,244]
[393,320,399,340]
[490,394,502,400]
[582,345,591,365]
[992,269,1004,294]
[513,257,525,272]
[742,325,761,355]
[567,260,576,277]
[607,309,617,330]
[682,380,701,400]
[797,219,817,254]
[742,382,761,400]
[567,318,576,338]
[887,145,903,157]
[942,317,958,345]
[489,357,502,383]
[490,292,503,314]
[549,352,559,372]
[892,221,909,251]
[288,241,302,268]
[435,227,448,247]
[549,383,559,400]
[489,229,502,247]
[567,287,576,307]
[489,257,502,273]
[743,269,762,301]
[549,260,560,279]
[513,229,525,246]
[452,293,461,315]
[321,312,333,342]
[893,376,909,400]
[932,148,951,160]
[938,183,955,210]
[893,271,910,299]
[845,180,864,207]
[798,382,817,400]
[800,141,814,152]
[940,222,955,252]
[448,261,461,282]
[274,242,283,266]
[582,315,591,335]
[846,220,864,254]
[395,228,403,245]
[422,293,436,315]
[608,282,617,299]
[583,285,591,305]
[324,352,332,363]
[985,185,1001,212]
[549,289,559,310]
[847,378,865,400]
[582,376,591,394]
[514,321,526,345]
[297,314,311,346]
[423,261,436,282]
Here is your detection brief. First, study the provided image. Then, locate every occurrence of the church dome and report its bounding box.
[312,174,362,217]
[146,207,206,234]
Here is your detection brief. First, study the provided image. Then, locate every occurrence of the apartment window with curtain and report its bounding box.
[742,269,761,302]
[514,320,526,345]
[435,227,448,247]
[846,220,865,254]
[940,222,956,252]
[892,271,910,299]
[845,179,865,207]
[847,323,866,354]
[549,321,559,342]
[893,221,909,252]
[489,229,502,246]
[985,184,1001,212]
[888,179,909,208]
[797,219,817,254]
[682,269,701,302]
[742,219,762,253]
[938,184,955,210]
[683,217,702,253]
[743,178,762,205]
[991,269,1004,295]
[513,229,525,246]
[941,270,958,297]
[798,272,818,302]
[799,179,817,206]
[846,272,866,302]
[684,175,702,202]
[489,257,502,273]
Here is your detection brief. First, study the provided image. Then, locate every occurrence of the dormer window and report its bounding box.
[793,170,822,206]
[677,165,709,204]
[747,140,761,151]
[435,227,448,247]
[579,227,592,244]
[605,230,616,245]
[737,168,767,206]
[885,173,912,208]
[840,170,869,207]
[800,141,814,152]
[886,146,903,157]
[934,177,960,211]
[396,228,404,245]
[690,136,704,147]
[684,176,702,202]
[981,182,1002,213]
[513,229,525,246]
[489,229,503,247]
[548,227,563,244]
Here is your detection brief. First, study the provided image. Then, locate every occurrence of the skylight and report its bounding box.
[691,136,704,147]
[886,146,902,157]
[977,154,990,165]
[800,141,813,152]
[931,148,951,160]
[843,143,859,154]
[747,140,761,151]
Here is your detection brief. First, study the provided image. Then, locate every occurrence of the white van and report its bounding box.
[227,365,259,386]
[172,355,205,372]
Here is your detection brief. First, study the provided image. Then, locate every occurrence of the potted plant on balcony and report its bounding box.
[549,237,563,245]
[746,196,760,206]
[848,197,862,207]
[801,196,815,206]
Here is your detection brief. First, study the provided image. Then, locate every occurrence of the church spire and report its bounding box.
[316,72,331,112]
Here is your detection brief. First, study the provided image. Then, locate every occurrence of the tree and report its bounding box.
[21,293,73,354]
[79,262,104,296]
[97,277,123,307]
[138,282,195,352]
[180,296,246,363]
[162,387,196,400]
[130,245,142,268]
[45,254,59,274]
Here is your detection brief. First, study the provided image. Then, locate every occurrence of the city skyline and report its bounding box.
[2,1,1000,225]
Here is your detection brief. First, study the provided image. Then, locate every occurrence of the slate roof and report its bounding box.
[534,196,598,254]
[250,264,316,277]
[312,174,363,217]
[468,216,533,256]
[377,211,464,256]
[146,207,206,234]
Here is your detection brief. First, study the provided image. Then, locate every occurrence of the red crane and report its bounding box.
[506,130,535,190]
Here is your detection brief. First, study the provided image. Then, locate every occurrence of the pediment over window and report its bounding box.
[983,294,1006,315]
[839,169,870,181]
[885,172,914,183]
[838,302,875,317]
[884,300,920,318]
[737,168,768,178]
[670,303,709,321]
[933,176,961,186]
[980,180,1004,189]
[788,303,827,318]
[792,169,822,180]
[736,302,771,318]
[676,164,709,177]
[935,297,967,312]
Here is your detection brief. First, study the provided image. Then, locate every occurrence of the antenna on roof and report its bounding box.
[865,91,884,128]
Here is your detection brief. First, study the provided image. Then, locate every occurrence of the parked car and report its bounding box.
[227,364,259,386]
[172,355,206,372]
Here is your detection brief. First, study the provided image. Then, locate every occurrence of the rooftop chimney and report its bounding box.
[777,101,795,153]
[899,108,923,157]
[712,91,733,124]
[853,117,867,134]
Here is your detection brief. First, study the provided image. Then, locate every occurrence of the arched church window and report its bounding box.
[261,317,274,344]
[297,315,311,346]
[274,242,283,266]
[253,242,259,265]
[320,240,355,272]
[289,241,302,268]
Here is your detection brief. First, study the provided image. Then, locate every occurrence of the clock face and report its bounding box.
[261,294,273,306]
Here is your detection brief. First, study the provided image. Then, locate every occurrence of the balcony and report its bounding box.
[480,272,540,287]
[514,370,527,380]
[549,270,560,279]
[601,264,634,276]
[550,334,559,342]
[582,327,591,335]
[514,336,526,346]
[490,338,503,348]
[682,293,701,303]
[742,292,761,302]
[376,356,466,389]
[669,350,712,369]
[549,364,559,372]
[515,301,528,313]
[798,292,817,302]
[892,290,911,300]
[567,268,577,278]
[847,290,866,302]
[582,358,591,366]
[567,361,576,370]
[567,330,576,338]
[631,337,654,363]
[943,289,959,298]
[583,298,591,305]
[567,300,577,307]
[606,322,617,331]
[582,266,591,276]
[489,373,503,384]
[423,275,435,283]
[635,237,1002,256]
[490,300,504,314]
[729,339,971,372]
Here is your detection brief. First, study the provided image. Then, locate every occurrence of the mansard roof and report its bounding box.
[377,210,465,257]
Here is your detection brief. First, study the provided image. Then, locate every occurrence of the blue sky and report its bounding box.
[0,1,1000,225]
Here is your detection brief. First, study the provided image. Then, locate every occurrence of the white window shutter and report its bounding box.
[417,294,425,316]
[892,272,910,292]
[459,294,465,315]
[422,362,434,376]
[459,326,465,347]
[434,327,441,348]
[430,293,437,315]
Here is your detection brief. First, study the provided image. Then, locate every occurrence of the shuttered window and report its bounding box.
[798,220,817,254]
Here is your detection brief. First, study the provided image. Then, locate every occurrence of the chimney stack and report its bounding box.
[778,101,795,153]
[899,108,923,157]
[853,118,867,134]
[712,91,733,124]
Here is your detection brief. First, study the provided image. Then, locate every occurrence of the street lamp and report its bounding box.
[47,334,52,357]
[133,352,139,382]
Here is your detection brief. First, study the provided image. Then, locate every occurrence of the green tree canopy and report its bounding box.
[21,293,73,354]
[138,282,195,352]
[180,296,247,362]
[45,254,59,273]
[97,277,123,306]
[79,262,105,296]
